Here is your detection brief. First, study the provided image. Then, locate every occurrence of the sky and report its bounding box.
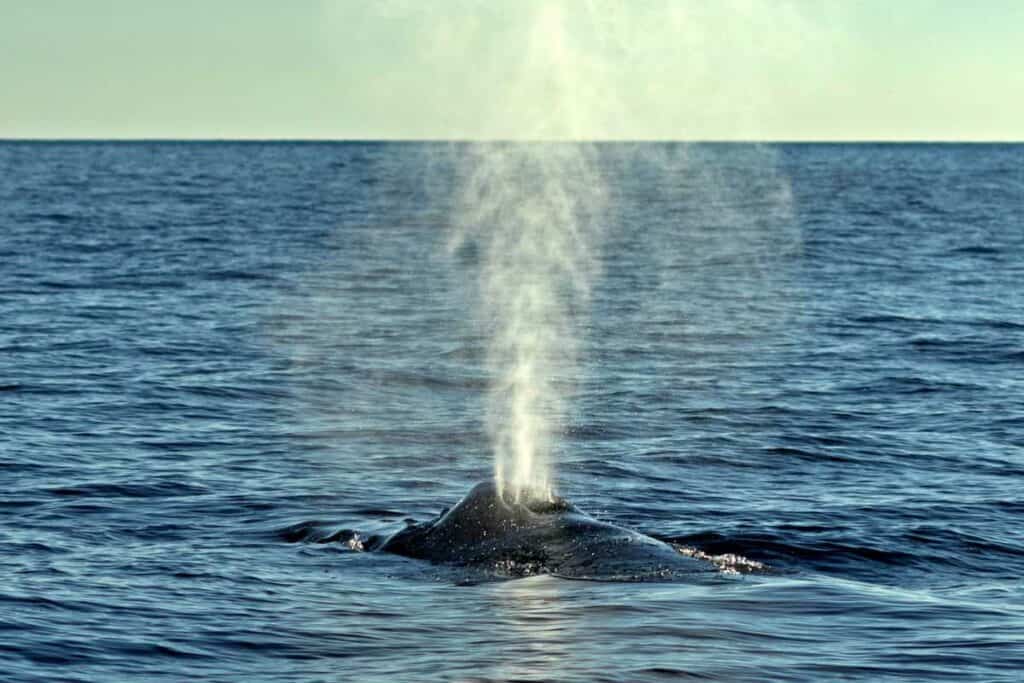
[1,0,1022,140]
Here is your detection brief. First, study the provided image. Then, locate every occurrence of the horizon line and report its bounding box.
[1,137,1022,144]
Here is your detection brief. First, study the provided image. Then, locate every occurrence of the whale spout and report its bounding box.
[379,481,712,580]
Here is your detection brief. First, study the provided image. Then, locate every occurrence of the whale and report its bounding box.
[378,480,713,580]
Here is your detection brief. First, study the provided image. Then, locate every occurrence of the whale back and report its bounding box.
[379,481,710,579]
[380,481,562,558]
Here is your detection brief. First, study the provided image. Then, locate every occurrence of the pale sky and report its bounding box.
[2,0,1022,140]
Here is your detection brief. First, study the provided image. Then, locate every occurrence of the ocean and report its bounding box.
[1,141,1022,681]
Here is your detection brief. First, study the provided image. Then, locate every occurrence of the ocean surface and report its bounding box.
[1,141,1022,682]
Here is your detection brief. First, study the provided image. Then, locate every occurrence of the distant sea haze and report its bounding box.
[1,141,1021,682]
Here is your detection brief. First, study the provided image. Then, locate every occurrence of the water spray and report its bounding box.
[449,5,606,502]
[452,144,603,501]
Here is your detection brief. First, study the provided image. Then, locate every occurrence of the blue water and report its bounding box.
[1,141,1022,682]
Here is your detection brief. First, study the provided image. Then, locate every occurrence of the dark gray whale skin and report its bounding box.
[379,481,710,579]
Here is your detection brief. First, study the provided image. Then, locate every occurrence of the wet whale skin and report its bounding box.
[380,481,709,579]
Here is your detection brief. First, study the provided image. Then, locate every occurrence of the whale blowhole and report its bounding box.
[495,481,572,514]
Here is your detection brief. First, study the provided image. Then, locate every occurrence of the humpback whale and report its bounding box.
[379,481,713,580]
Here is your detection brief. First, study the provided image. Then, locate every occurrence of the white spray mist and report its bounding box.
[449,5,606,502]
[451,143,604,501]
